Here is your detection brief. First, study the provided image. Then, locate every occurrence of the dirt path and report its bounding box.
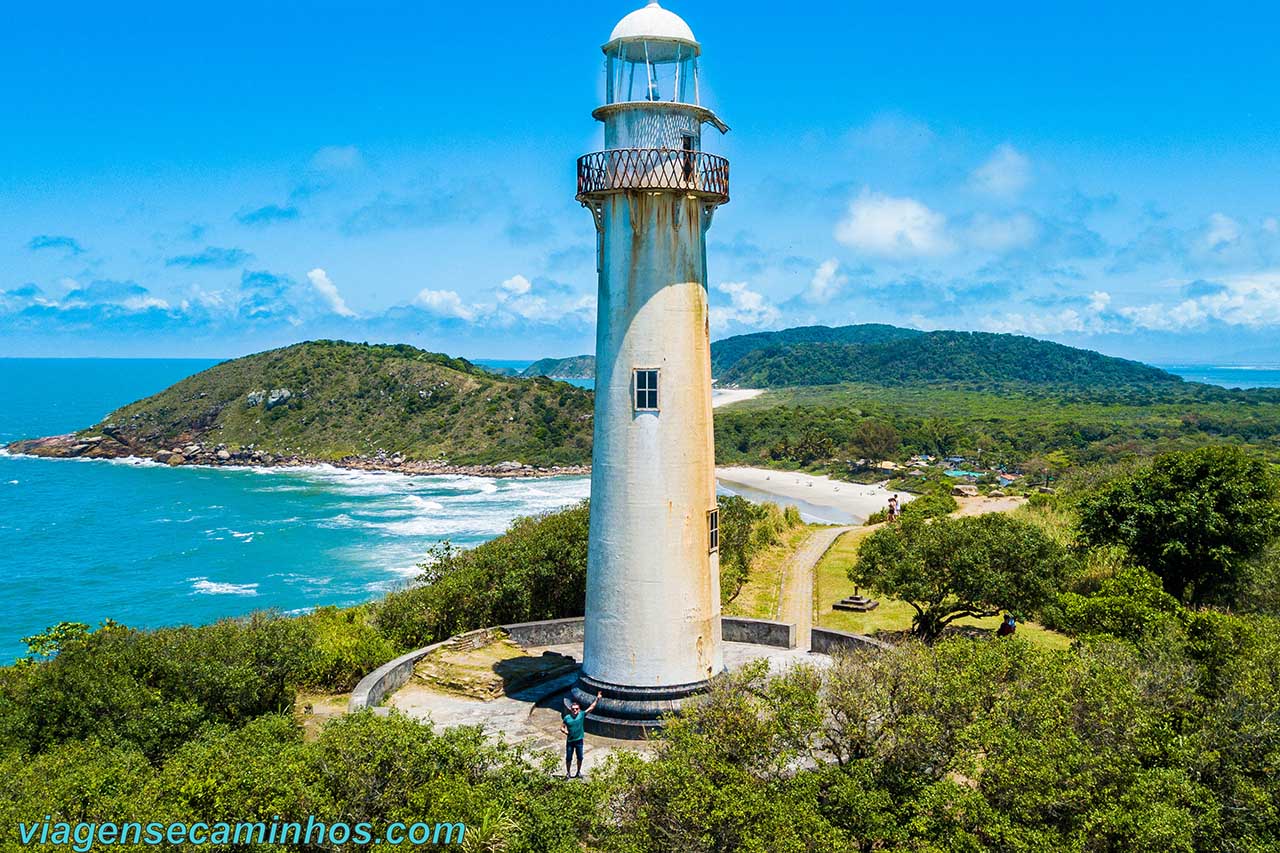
[777,526,855,651]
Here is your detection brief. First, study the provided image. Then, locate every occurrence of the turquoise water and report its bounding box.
[1159,364,1280,389]
[474,359,594,389]
[0,359,588,663]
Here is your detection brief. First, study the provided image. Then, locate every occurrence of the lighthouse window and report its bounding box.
[634,369,659,411]
[708,509,719,553]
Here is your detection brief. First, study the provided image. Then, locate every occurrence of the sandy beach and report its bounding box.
[711,388,764,408]
[715,466,906,525]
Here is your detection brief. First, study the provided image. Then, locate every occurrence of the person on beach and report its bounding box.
[561,691,601,778]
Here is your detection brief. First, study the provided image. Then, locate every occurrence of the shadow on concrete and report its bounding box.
[492,651,580,701]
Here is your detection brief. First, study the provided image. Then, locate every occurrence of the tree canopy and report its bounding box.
[1078,446,1280,604]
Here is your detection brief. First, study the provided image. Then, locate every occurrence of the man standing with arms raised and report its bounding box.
[561,691,601,778]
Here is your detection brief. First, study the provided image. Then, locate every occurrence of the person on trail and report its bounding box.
[561,691,601,778]
[887,494,900,522]
[996,613,1017,637]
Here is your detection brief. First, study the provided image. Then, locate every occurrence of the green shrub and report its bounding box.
[295,606,397,691]
[1042,565,1183,641]
[900,491,958,521]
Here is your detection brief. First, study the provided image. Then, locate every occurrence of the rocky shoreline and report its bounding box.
[4,433,590,479]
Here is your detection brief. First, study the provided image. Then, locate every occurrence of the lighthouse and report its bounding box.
[570,1,731,737]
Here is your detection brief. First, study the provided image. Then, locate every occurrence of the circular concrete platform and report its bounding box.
[383,639,831,762]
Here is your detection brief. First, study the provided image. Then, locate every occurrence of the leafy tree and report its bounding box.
[1078,446,1280,604]
[852,419,900,461]
[916,418,961,458]
[851,514,1074,641]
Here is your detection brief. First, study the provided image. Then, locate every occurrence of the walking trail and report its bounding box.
[777,525,854,651]
[773,495,1028,650]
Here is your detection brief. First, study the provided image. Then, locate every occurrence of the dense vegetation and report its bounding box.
[37,341,596,466]
[718,329,1184,391]
[1078,446,1280,605]
[3,446,1280,850]
[710,323,923,376]
[714,382,1280,473]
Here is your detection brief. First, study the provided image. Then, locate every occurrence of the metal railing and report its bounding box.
[576,148,729,203]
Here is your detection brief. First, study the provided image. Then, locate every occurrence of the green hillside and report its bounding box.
[718,330,1184,391]
[39,341,595,466]
[520,355,596,379]
[710,323,923,376]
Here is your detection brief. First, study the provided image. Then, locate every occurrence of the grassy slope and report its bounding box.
[723,524,818,620]
[88,340,595,466]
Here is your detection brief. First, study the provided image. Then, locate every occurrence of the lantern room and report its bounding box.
[603,1,702,106]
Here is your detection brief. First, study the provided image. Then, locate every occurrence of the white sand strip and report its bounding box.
[711,389,764,408]
[715,466,909,525]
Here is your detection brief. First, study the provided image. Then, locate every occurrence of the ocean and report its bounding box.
[1158,364,1280,389]
[0,359,589,663]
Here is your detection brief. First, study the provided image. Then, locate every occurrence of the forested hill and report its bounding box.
[520,355,595,379]
[516,324,928,381]
[710,324,924,376]
[717,330,1185,391]
[9,341,594,467]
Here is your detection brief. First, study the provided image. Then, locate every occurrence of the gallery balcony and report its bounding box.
[576,148,730,205]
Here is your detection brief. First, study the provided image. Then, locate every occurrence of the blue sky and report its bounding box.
[3,1,1280,363]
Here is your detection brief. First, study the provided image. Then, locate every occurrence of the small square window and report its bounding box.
[634,368,659,411]
[708,508,719,553]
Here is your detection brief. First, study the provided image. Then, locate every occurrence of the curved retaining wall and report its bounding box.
[810,627,893,655]
[350,616,829,712]
[502,617,585,647]
[722,616,795,648]
[348,637,453,713]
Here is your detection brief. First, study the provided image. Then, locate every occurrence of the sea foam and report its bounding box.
[188,577,260,596]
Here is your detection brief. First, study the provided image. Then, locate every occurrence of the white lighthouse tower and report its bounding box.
[570,1,731,737]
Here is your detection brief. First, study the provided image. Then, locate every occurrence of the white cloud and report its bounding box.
[835,190,954,258]
[1119,272,1280,331]
[711,281,781,331]
[415,288,476,321]
[1202,212,1242,251]
[982,308,1091,336]
[805,259,848,303]
[1264,217,1279,235]
[978,288,1114,336]
[970,144,1031,197]
[306,268,356,317]
[499,274,532,296]
[965,212,1039,252]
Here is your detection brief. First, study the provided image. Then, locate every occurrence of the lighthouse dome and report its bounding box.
[606,2,699,57]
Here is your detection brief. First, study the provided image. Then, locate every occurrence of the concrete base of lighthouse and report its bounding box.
[569,671,723,740]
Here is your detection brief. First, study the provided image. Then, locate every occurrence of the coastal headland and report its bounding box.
[6,433,589,478]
